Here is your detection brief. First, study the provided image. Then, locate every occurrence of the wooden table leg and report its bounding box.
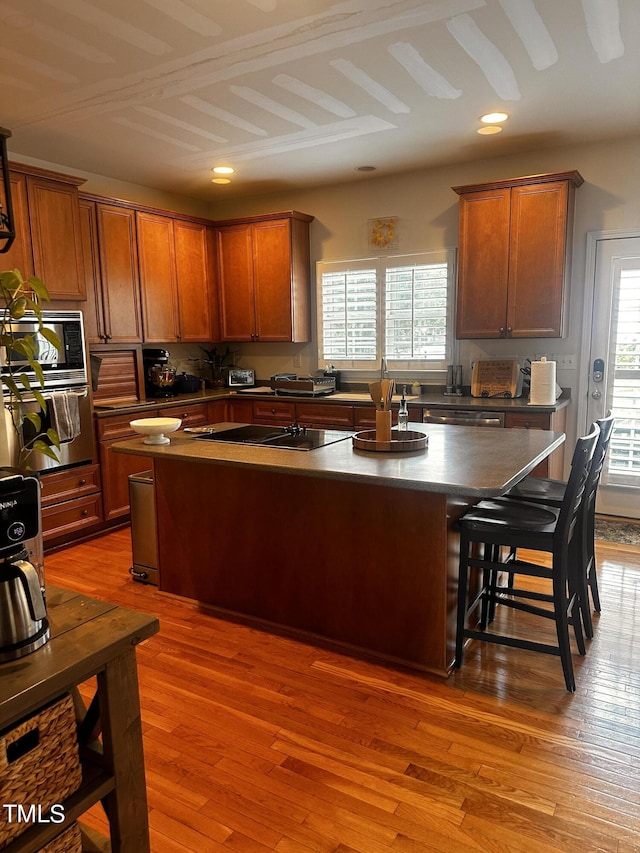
[97,649,150,853]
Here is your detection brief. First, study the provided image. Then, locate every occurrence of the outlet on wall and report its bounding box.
[293,353,302,367]
[556,354,577,370]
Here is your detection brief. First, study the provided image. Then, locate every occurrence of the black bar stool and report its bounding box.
[455,425,599,692]
[504,413,614,637]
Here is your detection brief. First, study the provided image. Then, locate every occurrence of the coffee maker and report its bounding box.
[143,348,177,398]
[0,470,49,662]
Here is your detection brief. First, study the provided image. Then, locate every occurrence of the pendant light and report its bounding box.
[0,127,16,254]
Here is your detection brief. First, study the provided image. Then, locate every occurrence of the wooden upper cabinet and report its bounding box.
[0,172,34,277]
[137,212,215,343]
[94,203,144,343]
[174,220,217,342]
[453,171,583,339]
[4,164,86,299]
[217,211,313,342]
[78,198,103,345]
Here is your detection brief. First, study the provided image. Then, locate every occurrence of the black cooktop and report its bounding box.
[196,424,352,451]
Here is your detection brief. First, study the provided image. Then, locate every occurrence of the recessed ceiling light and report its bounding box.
[477,126,503,135]
[211,177,231,184]
[479,111,509,124]
[355,165,376,172]
[212,166,235,174]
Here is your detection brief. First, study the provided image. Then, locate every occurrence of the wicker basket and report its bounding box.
[0,694,82,849]
[41,823,82,853]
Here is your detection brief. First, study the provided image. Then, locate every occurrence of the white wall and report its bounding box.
[207,134,640,455]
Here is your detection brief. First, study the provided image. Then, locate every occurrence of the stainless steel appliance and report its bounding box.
[0,470,49,661]
[270,374,336,396]
[197,423,352,450]
[228,367,255,388]
[1,311,93,472]
[423,409,505,427]
[128,470,158,585]
[143,349,177,398]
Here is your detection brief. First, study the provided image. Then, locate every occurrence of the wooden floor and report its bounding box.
[45,530,640,853]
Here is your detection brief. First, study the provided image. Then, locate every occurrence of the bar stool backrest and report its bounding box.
[556,425,600,551]
[586,413,615,514]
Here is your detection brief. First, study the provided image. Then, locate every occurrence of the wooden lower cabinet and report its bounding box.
[162,402,209,427]
[96,411,158,520]
[297,403,353,428]
[40,463,103,544]
[504,409,567,478]
[253,399,296,424]
[207,399,228,423]
[228,398,254,423]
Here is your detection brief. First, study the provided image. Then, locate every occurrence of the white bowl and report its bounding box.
[130,417,182,445]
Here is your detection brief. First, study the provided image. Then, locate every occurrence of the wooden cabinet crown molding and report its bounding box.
[79,190,216,228]
[452,170,584,196]
[215,210,314,227]
[8,159,87,187]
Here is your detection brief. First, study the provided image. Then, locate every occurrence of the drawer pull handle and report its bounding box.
[81,509,89,517]
[79,479,86,485]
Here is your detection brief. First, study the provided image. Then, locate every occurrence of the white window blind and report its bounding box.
[606,263,640,486]
[317,251,454,370]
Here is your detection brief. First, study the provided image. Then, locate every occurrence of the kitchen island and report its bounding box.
[114,422,564,676]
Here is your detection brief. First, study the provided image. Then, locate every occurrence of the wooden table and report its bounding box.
[0,586,159,853]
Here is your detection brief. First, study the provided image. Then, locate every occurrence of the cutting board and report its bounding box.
[471,359,521,398]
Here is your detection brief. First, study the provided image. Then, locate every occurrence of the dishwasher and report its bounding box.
[423,409,505,427]
[128,470,158,585]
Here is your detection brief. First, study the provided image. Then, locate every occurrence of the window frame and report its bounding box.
[316,249,456,374]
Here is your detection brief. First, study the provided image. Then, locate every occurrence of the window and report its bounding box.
[316,250,455,371]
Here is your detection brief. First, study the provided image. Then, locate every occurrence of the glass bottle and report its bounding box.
[398,386,409,431]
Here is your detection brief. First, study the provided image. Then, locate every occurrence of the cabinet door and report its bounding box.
[1,172,34,277]
[79,199,105,344]
[217,225,255,341]
[27,175,85,300]
[507,181,568,337]
[174,220,213,342]
[99,440,151,520]
[96,205,143,343]
[137,212,179,343]
[456,188,510,339]
[253,218,294,341]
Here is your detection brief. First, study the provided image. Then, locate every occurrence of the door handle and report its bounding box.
[593,357,604,382]
[592,389,602,400]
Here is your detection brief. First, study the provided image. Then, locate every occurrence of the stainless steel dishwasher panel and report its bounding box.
[423,409,505,427]
[129,470,158,585]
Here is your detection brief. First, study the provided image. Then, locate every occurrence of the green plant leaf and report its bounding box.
[40,327,62,351]
[24,411,41,432]
[30,440,60,461]
[27,276,50,302]
[46,428,60,449]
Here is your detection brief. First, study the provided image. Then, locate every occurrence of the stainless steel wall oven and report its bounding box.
[1,311,93,472]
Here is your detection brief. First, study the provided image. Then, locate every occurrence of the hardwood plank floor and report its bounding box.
[44,531,640,853]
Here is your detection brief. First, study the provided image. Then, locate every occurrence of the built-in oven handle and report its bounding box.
[3,387,89,405]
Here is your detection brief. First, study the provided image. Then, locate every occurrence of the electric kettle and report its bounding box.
[0,553,49,661]
[0,469,49,661]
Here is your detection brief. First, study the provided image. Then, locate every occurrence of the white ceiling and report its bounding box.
[2,0,639,201]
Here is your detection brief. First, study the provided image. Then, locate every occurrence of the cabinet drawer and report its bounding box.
[296,403,353,428]
[354,406,398,428]
[96,411,159,440]
[504,412,551,430]
[253,400,296,423]
[40,464,101,507]
[162,403,208,426]
[42,493,104,541]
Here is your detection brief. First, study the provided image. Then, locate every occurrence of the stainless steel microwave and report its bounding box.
[0,311,87,391]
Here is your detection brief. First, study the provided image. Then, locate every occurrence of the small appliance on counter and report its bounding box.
[175,372,200,394]
[270,373,336,396]
[228,367,255,388]
[0,470,49,661]
[143,349,177,398]
[470,359,522,399]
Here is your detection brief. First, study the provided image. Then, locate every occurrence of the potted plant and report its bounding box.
[0,268,61,469]
[199,344,237,388]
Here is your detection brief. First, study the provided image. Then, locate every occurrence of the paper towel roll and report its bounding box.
[529,357,557,405]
